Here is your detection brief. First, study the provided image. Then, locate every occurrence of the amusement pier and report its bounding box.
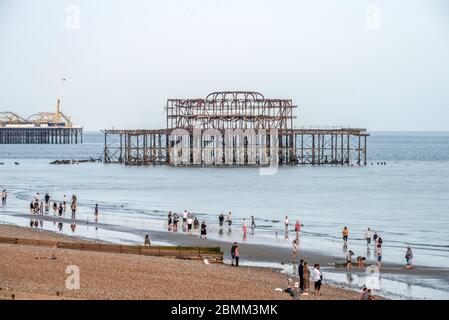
[0,80,83,144]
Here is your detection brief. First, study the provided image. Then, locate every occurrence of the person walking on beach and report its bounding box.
[365,227,372,246]
[218,213,224,227]
[251,215,256,234]
[231,242,239,266]
[294,220,301,239]
[292,239,298,257]
[39,202,44,215]
[311,264,323,296]
[53,201,57,215]
[405,246,414,269]
[303,262,310,292]
[94,204,99,221]
[200,221,207,239]
[342,226,349,245]
[298,259,304,292]
[58,203,63,216]
[144,234,151,246]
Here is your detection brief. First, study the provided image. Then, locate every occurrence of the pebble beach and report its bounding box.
[0,224,366,300]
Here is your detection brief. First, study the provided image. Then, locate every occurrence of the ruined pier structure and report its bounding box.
[103,91,368,166]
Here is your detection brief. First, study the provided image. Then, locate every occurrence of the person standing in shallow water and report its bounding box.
[342,226,349,245]
[71,201,77,219]
[251,216,256,234]
[193,217,199,232]
[295,220,301,239]
[200,221,207,239]
[365,227,372,246]
[242,218,247,240]
[227,212,232,229]
[405,246,414,269]
[218,213,224,227]
[94,204,99,222]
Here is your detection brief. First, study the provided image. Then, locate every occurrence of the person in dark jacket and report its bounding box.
[298,259,304,292]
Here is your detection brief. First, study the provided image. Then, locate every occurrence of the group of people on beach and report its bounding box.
[30,193,78,219]
[343,226,414,269]
[28,192,100,223]
[0,189,7,206]
[167,210,208,239]
[297,259,323,296]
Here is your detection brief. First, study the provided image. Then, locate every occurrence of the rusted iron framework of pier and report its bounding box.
[103,91,368,166]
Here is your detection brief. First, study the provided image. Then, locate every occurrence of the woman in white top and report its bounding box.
[310,264,323,296]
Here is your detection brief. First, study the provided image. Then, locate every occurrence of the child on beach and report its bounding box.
[53,201,57,215]
[292,239,298,257]
[242,219,247,239]
[376,247,382,269]
[39,202,44,215]
[219,213,224,227]
[346,250,354,268]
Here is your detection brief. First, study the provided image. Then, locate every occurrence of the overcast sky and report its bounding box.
[0,0,448,130]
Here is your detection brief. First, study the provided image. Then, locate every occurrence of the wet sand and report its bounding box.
[0,224,369,300]
[7,213,449,280]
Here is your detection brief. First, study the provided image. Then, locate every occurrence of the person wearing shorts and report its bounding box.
[312,264,322,296]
